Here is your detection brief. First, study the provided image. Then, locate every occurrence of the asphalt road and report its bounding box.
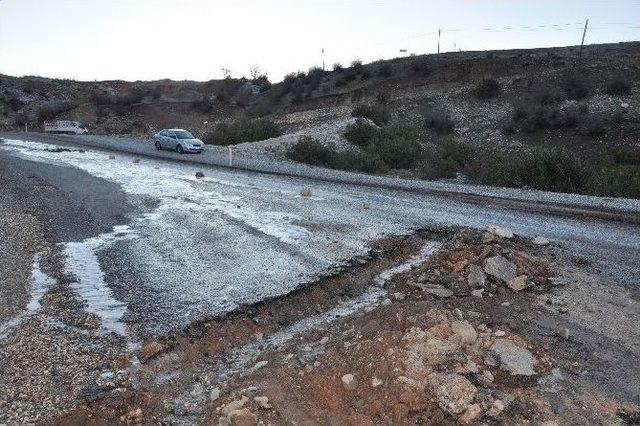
[1,136,639,340]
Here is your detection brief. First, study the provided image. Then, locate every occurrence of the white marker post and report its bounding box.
[228,146,236,167]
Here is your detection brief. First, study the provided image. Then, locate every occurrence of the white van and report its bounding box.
[44,120,89,135]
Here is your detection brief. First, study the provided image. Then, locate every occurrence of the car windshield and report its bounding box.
[174,130,194,139]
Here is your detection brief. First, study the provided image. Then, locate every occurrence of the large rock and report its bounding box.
[506,275,528,291]
[137,340,164,363]
[428,372,477,415]
[484,256,517,282]
[228,408,257,426]
[467,264,486,288]
[489,339,537,376]
[450,321,477,346]
[486,225,514,239]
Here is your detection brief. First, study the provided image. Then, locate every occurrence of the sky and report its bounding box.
[0,0,639,82]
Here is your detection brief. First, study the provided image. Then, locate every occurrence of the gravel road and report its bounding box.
[1,136,639,341]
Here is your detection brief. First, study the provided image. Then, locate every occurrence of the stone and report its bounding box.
[299,187,312,197]
[450,321,477,346]
[109,155,116,159]
[489,339,537,376]
[195,171,205,178]
[484,256,517,282]
[381,298,393,306]
[210,387,221,401]
[253,396,271,409]
[428,372,478,415]
[464,361,479,374]
[222,396,248,416]
[123,407,143,423]
[486,225,514,239]
[250,361,268,372]
[459,403,482,424]
[483,370,494,383]
[137,341,164,363]
[471,289,484,298]
[494,330,506,337]
[422,284,454,298]
[467,264,486,288]
[371,377,384,388]
[486,399,505,417]
[555,327,570,340]
[133,158,141,164]
[532,236,550,245]
[393,292,405,301]
[342,374,356,390]
[506,275,528,291]
[228,408,257,426]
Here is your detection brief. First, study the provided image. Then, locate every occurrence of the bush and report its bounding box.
[419,137,473,179]
[376,63,393,78]
[350,60,364,74]
[411,58,431,77]
[586,165,640,199]
[477,146,588,193]
[351,103,390,126]
[286,136,335,166]
[475,78,500,99]
[202,118,282,145]
[370,124,422,169]
[333,63,343,72]
[344,119,378,147]
[606,78,631,96]
[610,148,640,166]
[286,136,386,173]
[424,110,455,134]
[562,75,590,100]
[36,100,77,122]
[192,96,214,113]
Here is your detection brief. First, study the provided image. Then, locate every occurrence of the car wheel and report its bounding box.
[155,141,162,150]
[176,144,184,154]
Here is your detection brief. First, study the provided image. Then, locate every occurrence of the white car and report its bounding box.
[44,120,89,135]
[154,129,204,154]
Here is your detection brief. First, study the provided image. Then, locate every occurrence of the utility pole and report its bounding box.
[437,28,441,55]
[579,19,589,57]
[321,48,325,71]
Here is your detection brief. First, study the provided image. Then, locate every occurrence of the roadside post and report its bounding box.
[228,146,236,167]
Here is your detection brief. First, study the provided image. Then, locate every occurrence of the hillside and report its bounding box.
[1,41,639,197]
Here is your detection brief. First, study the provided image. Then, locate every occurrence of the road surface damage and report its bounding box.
[57,229,640,425]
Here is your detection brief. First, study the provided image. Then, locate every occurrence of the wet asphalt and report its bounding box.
[1,137,639,340]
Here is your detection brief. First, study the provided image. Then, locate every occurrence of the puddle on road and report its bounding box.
[0,254,55,339]
[63,225,136,336]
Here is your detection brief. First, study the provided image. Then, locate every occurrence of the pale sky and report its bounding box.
[1,0,638,82]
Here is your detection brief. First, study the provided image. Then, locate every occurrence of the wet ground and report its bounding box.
[1,137,639,340]
[0,137,639,423]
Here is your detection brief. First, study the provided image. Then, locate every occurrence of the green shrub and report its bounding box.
[376,63,393,78]
[370,124,422,169]
[333,63,343,72]
[610,148,640,166]
[351,103,390,126]
[36,100,77,122]
[286,136,334,166]
[606,78,631,96]
[203,118,282,145]
[286,136,386,173]
[419,137,473,179]
[344,119,378,147]
[424,110,455,134]
[476,146,587,193]
[330,149,387,173]
[562,74,590,100]
[411,58,431,76]
[586,165,640,199]
[475,78,500,99]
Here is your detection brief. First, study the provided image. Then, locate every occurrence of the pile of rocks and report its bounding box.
[406,226,555,299]
[400,313,540,423]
